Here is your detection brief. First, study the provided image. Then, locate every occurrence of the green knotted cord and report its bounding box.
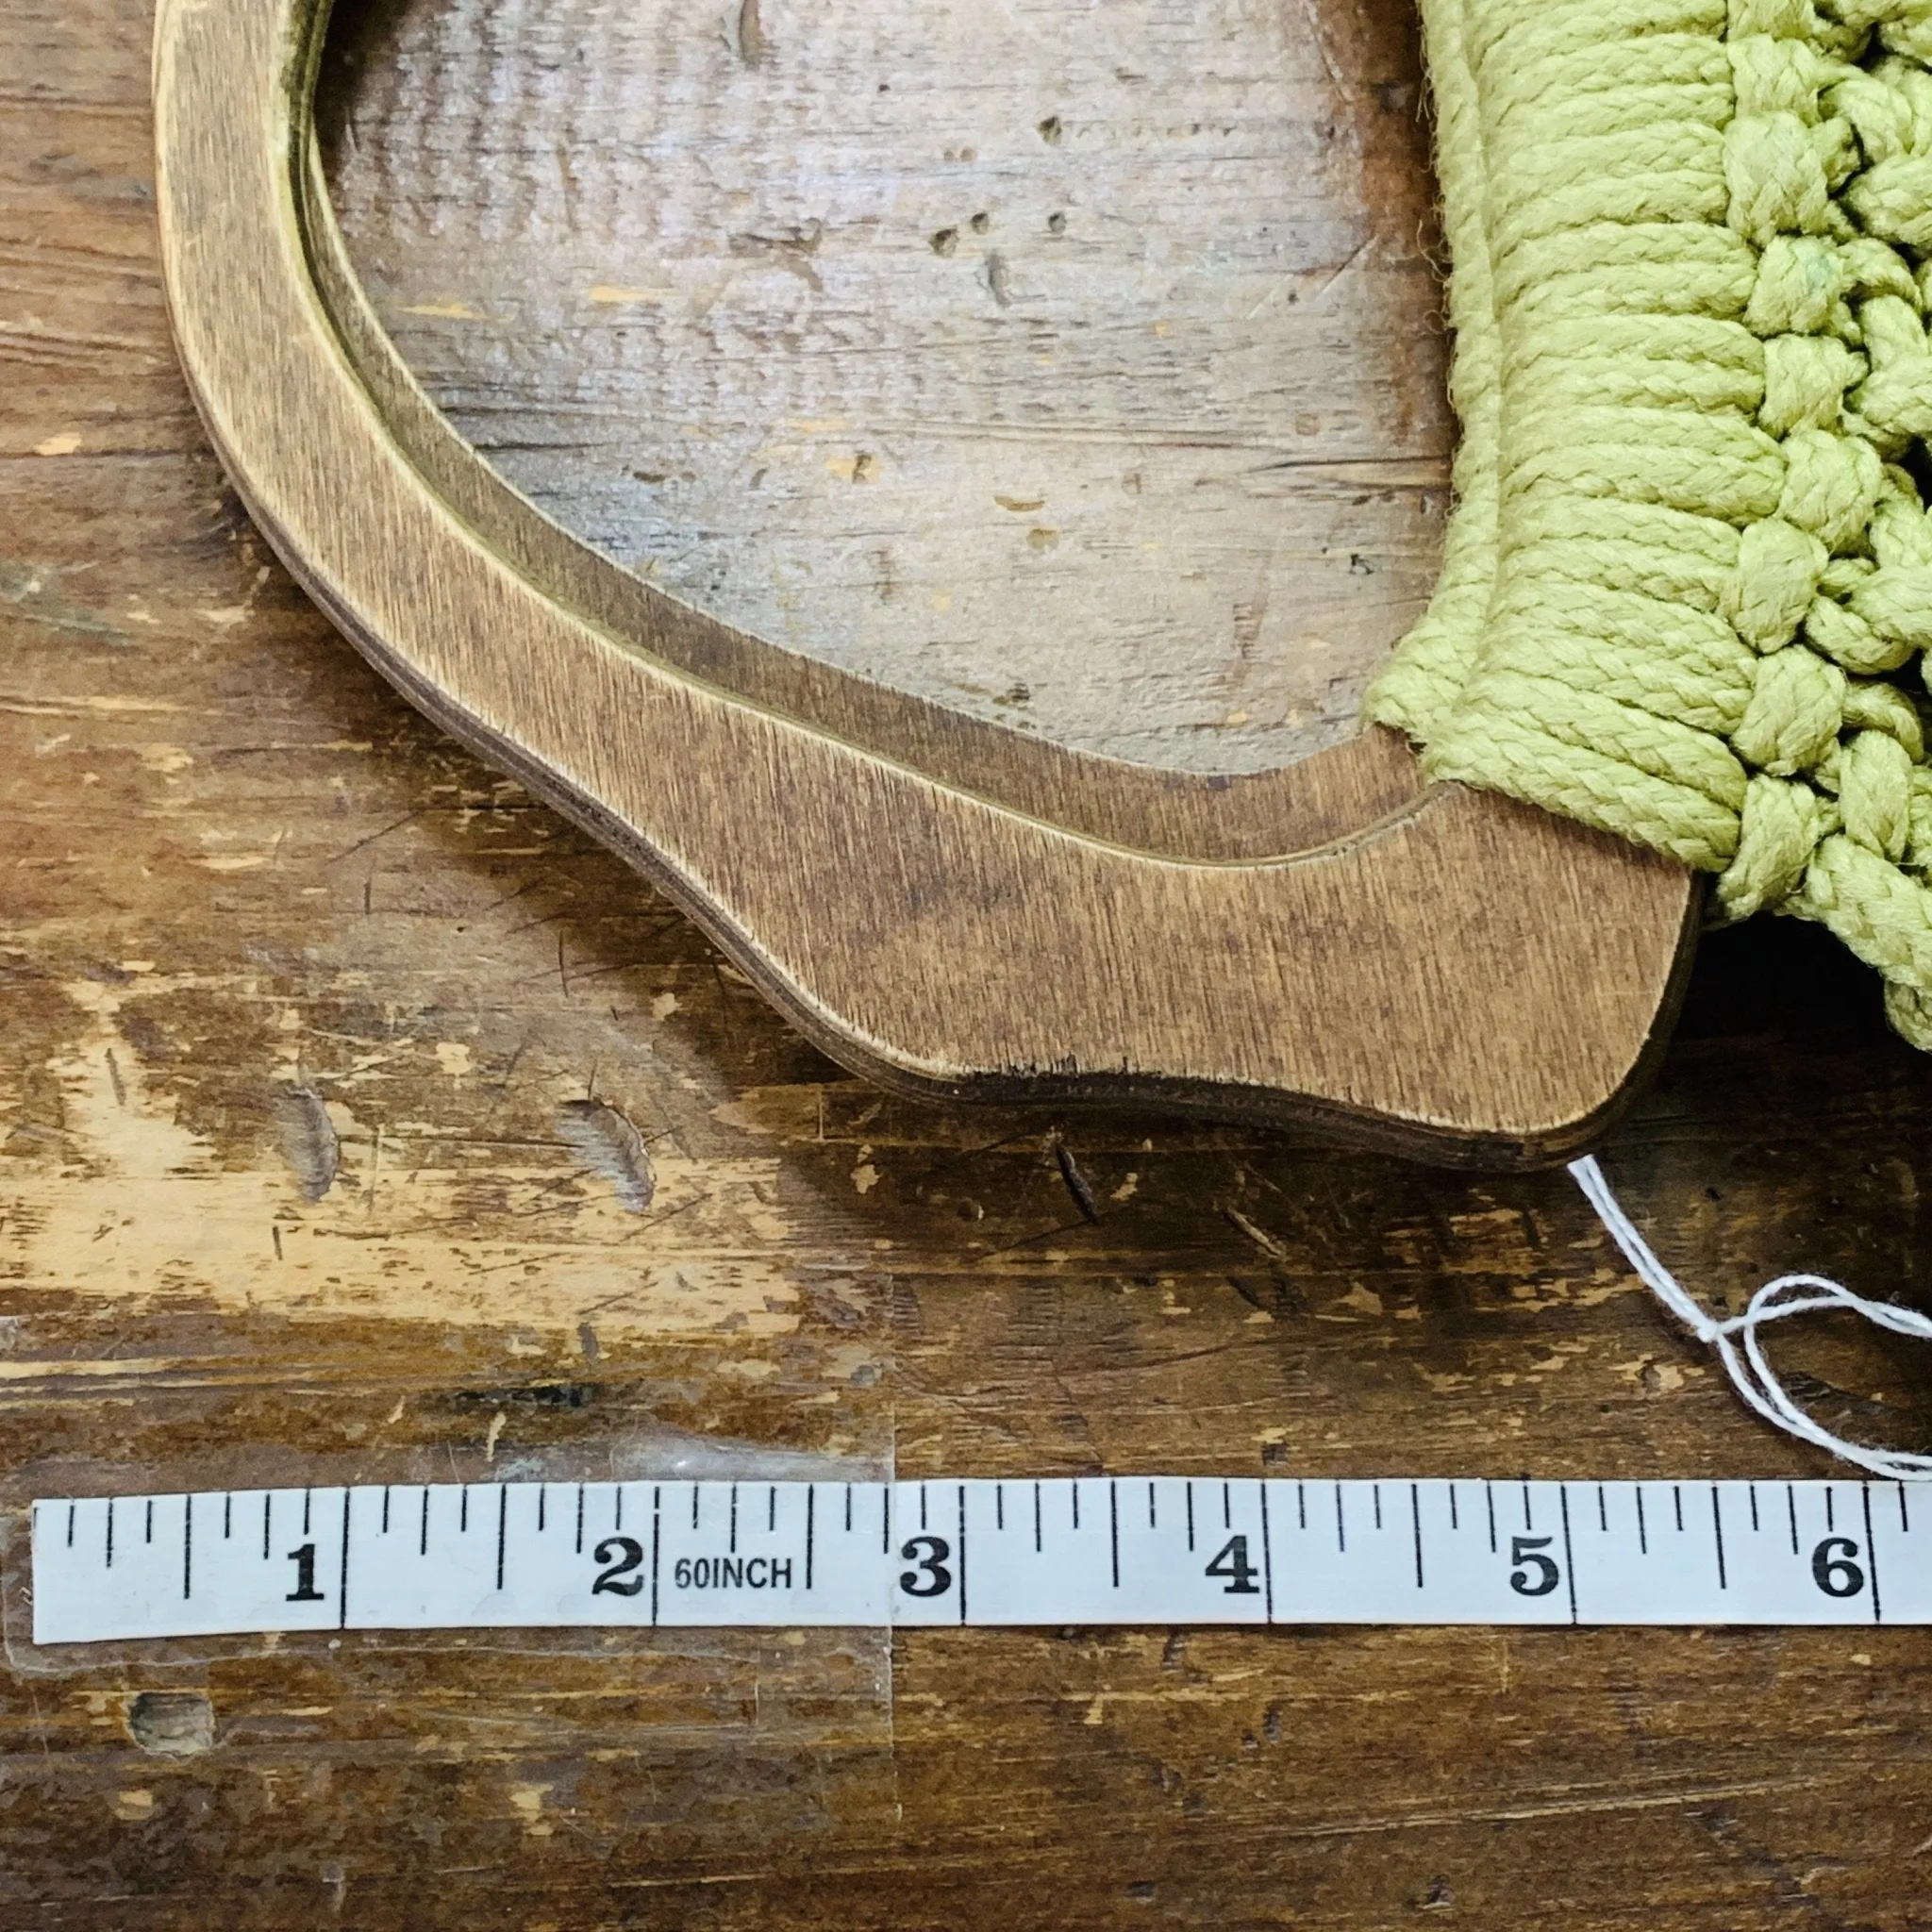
[1367,0,1932,1047]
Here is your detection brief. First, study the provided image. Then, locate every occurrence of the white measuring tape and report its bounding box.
[27,1474,1932,1641]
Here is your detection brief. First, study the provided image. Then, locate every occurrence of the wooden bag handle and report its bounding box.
[153,0,1697,1168]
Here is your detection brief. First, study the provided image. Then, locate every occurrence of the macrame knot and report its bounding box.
[1774,424,1884,544]
[1746,233,1850,332]
[1849,290,1932,445]
[1733,642,1846,770]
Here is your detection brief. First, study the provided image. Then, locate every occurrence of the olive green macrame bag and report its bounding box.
[1371,0,1932,1047]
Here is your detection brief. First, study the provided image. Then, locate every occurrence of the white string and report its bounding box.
[1569,1155,1932,1481]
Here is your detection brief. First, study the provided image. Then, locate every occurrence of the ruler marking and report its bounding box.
[1335,1483,1345,1555]
[1185,1481,1194,1553]
[1485,1482,1496,1554]
[337,1489,351,1630]
[728,1484,737,1553]
[1788,1483,1800,1555]
[651,1485,662,1626]
[382,1487,391,1535]
[1711,1485,1727,1591]
[182,1494,192,1601]
[1298,1481,1307,1532]
[1259,1483,1275,1624]
[1222,1482,1232,1532]
[574,1485,583,1554]
[1825,1488,1836,1533]
[1109,1481,1120,1590]
[1070,1484,1078,1533]
[956,1484,968,1624]
[106,1497,114,1570]
[495,1486,508,1591]
[806,1485,816,1592]
[1673,1485,1684,1534]
[261,1493,270,1562]
[537,1486,545,1534]
[1558,1486,1577,1625]
[1034,1482,1042,1554]
[615,1487,624,1535]
[768,1485,776,1535]
[145,1499,154,1545]
[1749,1482,1759,1533]
[459,1488,469,1534]
[1147,1481,1157,1530]
[421,1488,430,1557]
[1597,1484,1607,1534]
[1448,1483,1457,1533]
[1521,1480,1532,1534]
[223,1494,231,1541]
[66,1502,75,1549]
[1636,1489,1648,1556]
[844,1483,853,1533]
[1374,1484,1382,1532]
[691,1485,700,1531]
[1901,1483,1911,1533]
[995,1483,1005,1532]
[1410,1483,1424,1590]
[1862,1482,1883,1626]
[882,1487,891,1557]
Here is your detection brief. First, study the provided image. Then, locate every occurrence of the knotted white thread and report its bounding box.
[1570,1155,1932,1480]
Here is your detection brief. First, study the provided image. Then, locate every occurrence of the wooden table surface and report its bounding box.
[8,0,1932,1924]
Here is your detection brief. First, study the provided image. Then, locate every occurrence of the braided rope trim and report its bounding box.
[1367,0,1932,1049]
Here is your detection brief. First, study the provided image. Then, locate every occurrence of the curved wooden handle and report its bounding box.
[153,0,1697,1167]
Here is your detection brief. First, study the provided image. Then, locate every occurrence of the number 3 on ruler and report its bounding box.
[898,1536,952,1598]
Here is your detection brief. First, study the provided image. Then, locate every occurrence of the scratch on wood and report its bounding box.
[274,1083,340,1202]
[1054,1141,1101,1223]
[557,1098,656,1212]
[736,0,768,67]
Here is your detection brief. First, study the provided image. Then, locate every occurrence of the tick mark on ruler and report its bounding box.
[995,1483,1004,1530]
[1597,1484,1607,1534]
[1788,1484,1800,1555]
[423,1488,432,1557]
[495,1486,508,1591]
[262,1494,271,1561]
[145,1499,153,1545]
[182,1495,192,1601]
[1335,1484,1346,1555]
[1373,1484,1382,1531]
[1036,1482,1044,1554]
[106,1497,114,1569]
[1637,1488,1648,1555]
[223,1493,231,1541]
[1147,1481,1157,1530]
[1710,1486,1727,1591]
[1449,1483,1458,1532]
[728,1483,740,1551]
[1109,1481,1120,1589]
[1748,1482,1758,1533]
[66,1502,75,1548]
[1485,1483,1496,1554]
[1673,1485,1684,1534]
[1410,1484,1424,1589]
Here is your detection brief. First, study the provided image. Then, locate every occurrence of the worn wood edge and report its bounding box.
[152,0,1702,1169]
[294,130,1428,867]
